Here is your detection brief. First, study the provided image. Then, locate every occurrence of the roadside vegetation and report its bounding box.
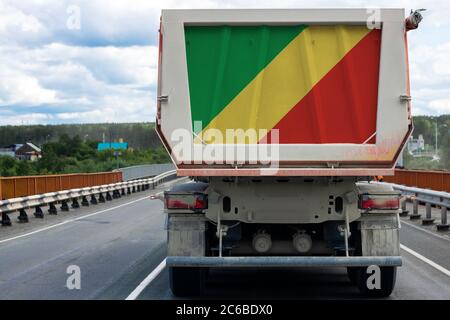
[403,115,450,171]
[0,134,170,176]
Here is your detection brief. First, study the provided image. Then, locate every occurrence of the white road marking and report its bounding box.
[0,196,149,244]
[126,259,167,300]
[400,244,450,277]
[401,219,450,242]
[124,243,450,300]
[127,243,450,300]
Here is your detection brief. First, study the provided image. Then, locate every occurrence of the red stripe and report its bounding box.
[264,29,381,144]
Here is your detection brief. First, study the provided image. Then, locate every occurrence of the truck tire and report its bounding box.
[169,267,207,297]
[356,266,397,298]
[346,267,358,285]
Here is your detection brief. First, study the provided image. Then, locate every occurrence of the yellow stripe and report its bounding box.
[198,26,371,144]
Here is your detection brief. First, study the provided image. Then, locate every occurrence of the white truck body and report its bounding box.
[156,8,423,297]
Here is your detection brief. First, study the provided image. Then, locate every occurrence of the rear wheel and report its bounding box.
[346,267,358,285]
[169,267,207,297]
[356,266,397,298]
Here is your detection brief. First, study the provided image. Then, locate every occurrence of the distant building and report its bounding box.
[97,142,128,151]
[407,134,425,153]
[15,142,42,161]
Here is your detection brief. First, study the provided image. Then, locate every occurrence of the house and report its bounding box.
[15,142,42,161]
[407,134,425,153]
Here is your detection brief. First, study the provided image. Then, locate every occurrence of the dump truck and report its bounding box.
[155,8,423,297]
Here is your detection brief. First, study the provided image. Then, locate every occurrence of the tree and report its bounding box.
[16,160,34,176]
[0,156,17,176]
[440,128,450,170]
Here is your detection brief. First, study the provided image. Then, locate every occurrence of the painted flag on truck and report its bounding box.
[185,25,381,144]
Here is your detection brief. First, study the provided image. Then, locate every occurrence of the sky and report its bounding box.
[0,0,449,125]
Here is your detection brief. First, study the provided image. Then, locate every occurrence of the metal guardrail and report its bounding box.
[379,182,449,231]
[116,163,175,181]
[0,170,177,226]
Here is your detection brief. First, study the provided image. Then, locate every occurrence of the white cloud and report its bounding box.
[409,41,450,115]
[24,43,158,86]
[0,1,49,46]
[0,1,45,33]
[429,99,450,114]
[0,113,52,126]
[0,64,57,106]
[0,41,157,123]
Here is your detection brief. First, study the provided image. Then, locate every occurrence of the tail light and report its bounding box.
[359,194,400,210]
[164,192,208,211]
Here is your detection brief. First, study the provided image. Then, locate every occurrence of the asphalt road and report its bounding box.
[0,184,448,300]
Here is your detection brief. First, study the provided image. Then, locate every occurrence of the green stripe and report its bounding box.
[185,25,307,133]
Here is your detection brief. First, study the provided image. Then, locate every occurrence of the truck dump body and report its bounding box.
[185,25,380,144]
[157,9,412,176]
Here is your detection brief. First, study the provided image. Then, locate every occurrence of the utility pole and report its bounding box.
[396,149,404,168]
[114,151,121,169]
[435,119,438,156]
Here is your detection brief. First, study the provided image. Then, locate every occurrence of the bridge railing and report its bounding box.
[0,172,123,200]
[0,163,177,200]
[115,163,175,181]
[0,170,177,226]
[383,169,450,193]
[377,181,450,231]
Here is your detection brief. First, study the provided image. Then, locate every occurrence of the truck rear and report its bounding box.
[156,8,422,297]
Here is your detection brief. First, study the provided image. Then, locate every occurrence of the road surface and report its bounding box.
[0,183,448,300]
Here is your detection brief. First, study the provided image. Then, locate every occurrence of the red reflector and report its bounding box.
[165,198,189,209]
[360,195,399,210]
[165,193,207,210]
[194,197,206,209]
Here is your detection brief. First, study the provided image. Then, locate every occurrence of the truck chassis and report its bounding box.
[164,177,401,297]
